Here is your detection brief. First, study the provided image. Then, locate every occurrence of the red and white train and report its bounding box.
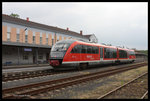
[49,40,136,70]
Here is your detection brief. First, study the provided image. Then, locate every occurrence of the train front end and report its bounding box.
[49,40,75,68]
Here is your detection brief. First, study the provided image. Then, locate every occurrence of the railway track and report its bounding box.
[2,69,77,82]
[141,91,148,99]
[2,61,143,82]
[2,62,147,99]
[97,72,148,99]
[3,70,52,82]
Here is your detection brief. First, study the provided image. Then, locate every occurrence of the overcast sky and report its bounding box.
[2,2,148,50]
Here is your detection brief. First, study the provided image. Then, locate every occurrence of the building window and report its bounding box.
[25,35,28,43]
[7,27,11,41]
[40,32,42,44]
[23,53,28,60]
[33,36,35,44]
[38,53,43,59]
[46,38,48,45]
[16,34,20,42]
[16,28,20,42]
[40,37,42,44]
[7,32,11,41]
[52,39,54,45]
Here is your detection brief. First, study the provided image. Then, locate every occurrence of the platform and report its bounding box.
[2,65,53,74]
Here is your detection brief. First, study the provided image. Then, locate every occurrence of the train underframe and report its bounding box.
[50,59,135,70]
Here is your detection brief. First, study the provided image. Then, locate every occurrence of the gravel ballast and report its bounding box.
[36,66,148,99]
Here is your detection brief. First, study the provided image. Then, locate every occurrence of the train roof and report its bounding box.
[57,40,135,51]
[118,47,135,51]
[76,40,135,51]
[75,40,117,49]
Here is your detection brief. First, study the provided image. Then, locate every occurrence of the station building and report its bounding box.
[135,51,148,62]
[2,14,98,66]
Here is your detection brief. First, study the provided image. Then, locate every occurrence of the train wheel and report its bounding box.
[76,66,81,71]
[80,63,88,70]
[76,65,80,71]
[115,60,120,65]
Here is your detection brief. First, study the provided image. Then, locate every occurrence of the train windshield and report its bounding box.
[51,43,70,52]
[128,51,135,56]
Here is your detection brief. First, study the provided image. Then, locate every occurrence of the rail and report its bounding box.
[97,72,148,99]
[3,62,147,99]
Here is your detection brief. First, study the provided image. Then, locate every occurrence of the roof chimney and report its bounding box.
[26,17,29,21]
[80,30,82,35]
[66,27,69,31]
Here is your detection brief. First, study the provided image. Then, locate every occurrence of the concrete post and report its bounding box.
[36,48,38,65]
[18,47,20,65]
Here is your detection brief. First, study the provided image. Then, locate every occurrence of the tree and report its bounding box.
[131,48,136,51]
[9,13,20,18]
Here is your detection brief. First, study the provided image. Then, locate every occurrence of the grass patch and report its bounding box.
[74,66,148,99]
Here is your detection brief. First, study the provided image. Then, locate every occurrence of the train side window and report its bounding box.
[109,49,113,58]
[95,47,99,54]
[87,46,90,53]
[124,50,127,58]
[81,45,87,53]
[104,48,107,58]
[92,46,96,54]
[71,45,81,53]
[104,48,116,58]
[104,48,109,58]
[77,45,81,53]
[119,50,127,58]
[87,46,92,54]
[112,49,117,58]
[71,45,77,53]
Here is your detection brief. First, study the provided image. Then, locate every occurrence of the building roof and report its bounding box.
[3,41,51,48]
[83,34,98,40]
[135,52,147,56]
[83,34,92,38]
[2,14,88,39]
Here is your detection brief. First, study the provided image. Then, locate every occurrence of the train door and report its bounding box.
[100,47,103,61]
[116,48,120,64]
[117,48,119,60]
